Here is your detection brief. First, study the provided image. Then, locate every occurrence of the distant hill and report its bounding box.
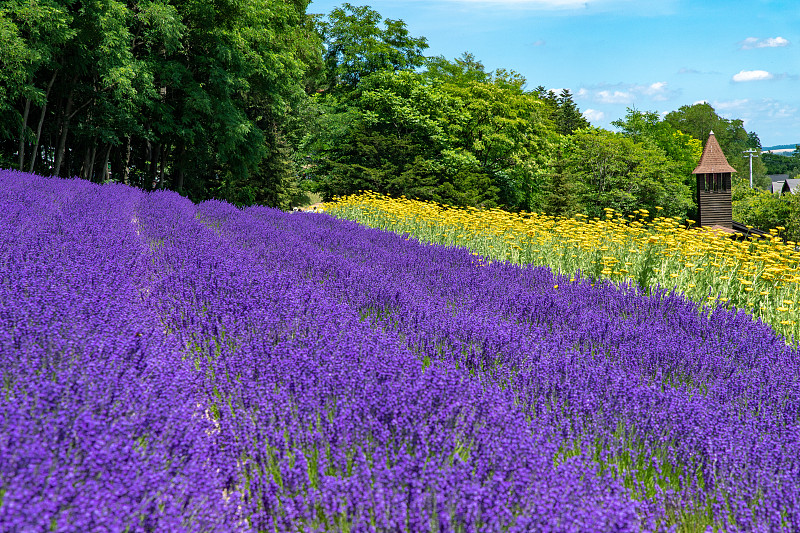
[762,144,799,153]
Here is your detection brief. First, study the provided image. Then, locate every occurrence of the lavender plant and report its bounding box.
[1,169,798,532]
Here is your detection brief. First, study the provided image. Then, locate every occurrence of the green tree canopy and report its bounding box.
[532,86,590,136]
[664,102,768,188]
[317,3,428,93]
[0,0,321,209]
[313,67,557,210]
[733,181,800,242]
[562,127,693,219]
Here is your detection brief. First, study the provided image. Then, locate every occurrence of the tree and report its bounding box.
[554,89,589,136]
[0,0,74,171]
[611,107,703,216]
[542,142,581,217]
[531,86,589,136]
[440,76,554,210]
[664,102,768,188]
[762,147,800,178]
[315,70,498,206]
[0,0,321,209]
[733,181,800,242]
[312,65,557,210]
[563,127,692,219]
[317,3,428,93]
[423,52,491,86]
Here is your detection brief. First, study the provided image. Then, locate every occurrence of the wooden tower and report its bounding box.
[692,130,736,229]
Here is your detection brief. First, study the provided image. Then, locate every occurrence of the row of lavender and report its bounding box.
[1,170,798,531]
[0,171,637,531]
[198,198,800,530]
[0,173,237,530]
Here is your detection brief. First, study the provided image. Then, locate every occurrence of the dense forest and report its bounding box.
[1,0,796,229]
[763,149,800,177]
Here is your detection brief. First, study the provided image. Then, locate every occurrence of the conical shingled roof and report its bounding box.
[692,130,737,174]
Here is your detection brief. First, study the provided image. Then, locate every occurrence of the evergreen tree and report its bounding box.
[555,89,589,135]
[542,145,581,217]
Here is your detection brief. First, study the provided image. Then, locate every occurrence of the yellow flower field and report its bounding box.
[325,191,800,343]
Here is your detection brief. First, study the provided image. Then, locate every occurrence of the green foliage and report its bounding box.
[317,3,428,93]
[0,0,320,209]
[423,52,492,86]
[762,147,800,177]
[664,102,769,188]
[612,108,702,175]
[732,182,800,242]
[541,144,581,217]
[312,66,556,210]
[315,70,498,206]
[563,127,693,219]
[532,86,590,136]
[611,107,702,216]
[1,0,781,217]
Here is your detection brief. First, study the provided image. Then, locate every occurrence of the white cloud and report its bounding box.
[437,0,656,10]
[762,37,790,48]
[692,97,795,124]
[709,98,798,130]
[713,99,750,111]
[446,0,589,6]
[576,81,677,105]
[531,39,546,46]
[739,36,790,50]
[732,70,773,82]
[595,90,633,104]
[583,109,605,122]
[643,81,670,101]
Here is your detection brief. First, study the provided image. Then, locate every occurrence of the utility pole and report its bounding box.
[743,149,759,188]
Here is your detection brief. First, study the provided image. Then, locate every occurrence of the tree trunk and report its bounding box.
[29,70,58,173]
[53,74,79,177]
[101,143,111,182]
[87,141,98,181]
[145,138,153,187]
[81,144,92,180]
[173,143,186,191]
[18,97,31,170]
[159,143,170,185]
[123,135,131,185]
[150,142,161,188]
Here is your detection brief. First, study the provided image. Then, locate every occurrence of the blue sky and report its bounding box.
[308,0,799,147]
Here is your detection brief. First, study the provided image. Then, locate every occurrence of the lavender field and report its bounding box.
[1,170,799,532]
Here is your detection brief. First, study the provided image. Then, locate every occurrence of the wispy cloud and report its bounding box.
[530,39,546,46]
[712,99,750,112]
[430,0,677,16]
[576,81,677,104]
[710,98,798,130]
[677,67,720,75]
[732,70,773,82]
[436,0,658,10]
[739,36,790,50]
[445,0,589,6]
[583,109,605,122]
